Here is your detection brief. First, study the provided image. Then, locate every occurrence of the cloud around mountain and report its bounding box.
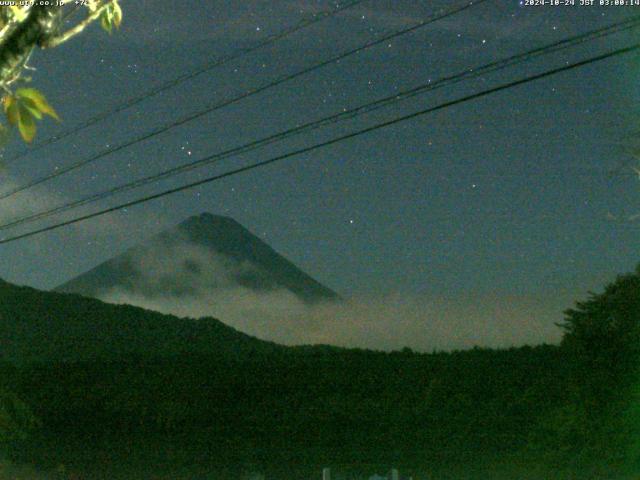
[100,286,563,352]
[54,212,562,351]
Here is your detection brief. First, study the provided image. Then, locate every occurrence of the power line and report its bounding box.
[1,41,637,245]
[4,0,368,165]
[1,16,638,232]
[0,0,489,201]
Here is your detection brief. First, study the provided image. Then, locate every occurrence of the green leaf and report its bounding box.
[17,104,36,143]
[1,89,59,144]
[3,96,18,126]
[112,0,122,28]
[15,88,43,103]
[20,98,43,120]
[101,9,113,33]
[15,88,59,121]
[100,1,123,34]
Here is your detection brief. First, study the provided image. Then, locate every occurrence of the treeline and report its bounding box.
[9,345,568,478]
[0,267,639,479]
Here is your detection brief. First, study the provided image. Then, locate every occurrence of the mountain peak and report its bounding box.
[189,212,238,225]
[56,213,339,304]
[177,213,246,236]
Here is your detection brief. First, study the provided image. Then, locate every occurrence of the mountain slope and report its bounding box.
[55,213,339,303]
[0,278,278,364]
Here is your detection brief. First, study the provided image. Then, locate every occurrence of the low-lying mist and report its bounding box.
[96,241,564,351]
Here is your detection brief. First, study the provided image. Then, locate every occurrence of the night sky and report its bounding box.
[1,0,639,347]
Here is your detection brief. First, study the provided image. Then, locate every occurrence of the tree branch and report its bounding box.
[0,5,61,87]
[41,1,110,49]
[0,7,30,46]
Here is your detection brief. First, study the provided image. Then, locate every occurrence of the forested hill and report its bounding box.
[0,269,638,479]
[0,277,279,364]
